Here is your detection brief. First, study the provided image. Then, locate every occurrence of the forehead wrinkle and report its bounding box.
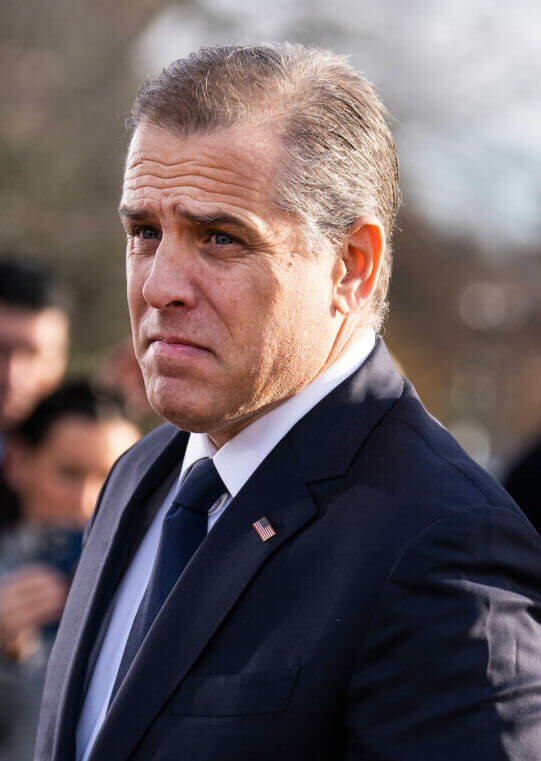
[121,187,272,234]
[126,144,266,181]
[123,183,264,211]
[124,160,265,199]
[127,138,267,172]
[124,172,266,203]
[122,173,272,219]
[126,156,260,181]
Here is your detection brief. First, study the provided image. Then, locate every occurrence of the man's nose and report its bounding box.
[141,235,197,311]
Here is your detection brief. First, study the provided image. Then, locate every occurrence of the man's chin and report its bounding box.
[146,386,222,434]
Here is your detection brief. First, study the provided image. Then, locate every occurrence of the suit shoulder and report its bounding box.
[369,380,522,518]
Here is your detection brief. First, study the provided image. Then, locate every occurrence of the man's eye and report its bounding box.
[139,227,160,240]
[128,225,159,240]
[212,232,236,246]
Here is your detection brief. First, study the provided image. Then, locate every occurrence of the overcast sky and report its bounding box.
[134,0,541,256]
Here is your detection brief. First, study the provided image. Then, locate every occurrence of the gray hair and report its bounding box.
[129,43,400,329]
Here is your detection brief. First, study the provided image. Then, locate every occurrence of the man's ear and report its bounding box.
[332,215,385,315]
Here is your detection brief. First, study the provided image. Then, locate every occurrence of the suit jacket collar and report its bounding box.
[289,336,404,482]
[50,338,404,761]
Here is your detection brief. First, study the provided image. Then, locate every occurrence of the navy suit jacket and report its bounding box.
[35,339,541,760]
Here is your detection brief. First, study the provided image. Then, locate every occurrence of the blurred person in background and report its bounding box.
[0,380,140,761]
[94,336,157,431]
[0,256,70,535]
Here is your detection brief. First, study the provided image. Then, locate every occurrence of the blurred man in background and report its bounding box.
[0,256,70,534]
[0,257,70,438]
[94,336,157,431]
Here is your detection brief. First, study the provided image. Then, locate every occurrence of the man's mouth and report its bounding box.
[148,334,212,357]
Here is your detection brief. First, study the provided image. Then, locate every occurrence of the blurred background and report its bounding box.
[1,0,540,476]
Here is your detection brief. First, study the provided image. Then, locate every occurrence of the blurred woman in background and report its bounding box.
[0,380,140,761]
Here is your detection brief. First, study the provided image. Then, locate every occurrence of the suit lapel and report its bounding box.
[86,435,318,761]
[50,426,188,761]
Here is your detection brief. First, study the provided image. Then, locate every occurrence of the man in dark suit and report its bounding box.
[36,44,541,761]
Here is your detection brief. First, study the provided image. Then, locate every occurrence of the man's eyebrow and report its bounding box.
[174,207,259,237]
[118,206,152,220]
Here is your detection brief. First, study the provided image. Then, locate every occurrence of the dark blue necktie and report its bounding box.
[109,457,225,705]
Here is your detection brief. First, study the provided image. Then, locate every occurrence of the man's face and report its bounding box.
[0,305,69,428]
[123,122,343,445]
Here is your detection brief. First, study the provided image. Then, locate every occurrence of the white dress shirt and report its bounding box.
[75,330,375,761]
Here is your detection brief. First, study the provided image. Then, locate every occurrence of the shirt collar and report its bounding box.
[180,329,375,497]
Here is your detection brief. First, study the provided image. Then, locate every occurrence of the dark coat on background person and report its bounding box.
[35,340,541,761]
[0,472,20,537]
[504,438,541,534]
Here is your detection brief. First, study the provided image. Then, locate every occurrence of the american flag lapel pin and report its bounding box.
[253,516,276,542]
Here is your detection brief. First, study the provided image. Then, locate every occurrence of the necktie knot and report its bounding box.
[172,457,225,514]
